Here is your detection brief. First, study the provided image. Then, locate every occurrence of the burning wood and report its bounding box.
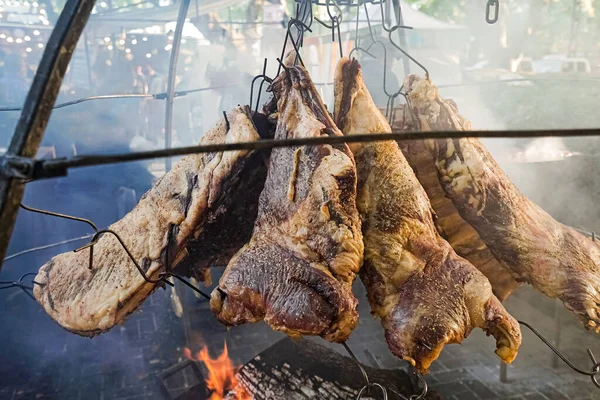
[235,338,441,400]
[184,344,250,400]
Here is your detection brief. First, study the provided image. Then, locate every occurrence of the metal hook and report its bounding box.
[388,91,410,127]
[378,0,407,33]
[223,111,230,132]
[296,0,313,29]
[519,320,600,389]
[20,203,98,270]
[160,272,210,300]
[389,368,428,400]
[314,0,343,29]
[387,28,428,79]
[20,203,98,233]
[314,0,344,58]
[335,16,343,58]
[349,2,403,108]
[20,204,212,300]
[342,342,389,400]
[0,272,40,301]
[275,58,289,73]
[374,0,426,78]
[75,229,212,300]
[357,383,388,400]
[277,17,313,76]
[342,341,428,400]
[249,59,273,116]
[486,0,500,24]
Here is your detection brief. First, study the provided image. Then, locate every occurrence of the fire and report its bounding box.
[184,343,250,400]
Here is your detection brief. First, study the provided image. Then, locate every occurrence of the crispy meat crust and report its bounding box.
[404,75,600,331]
[34,106,268,336]
[334,58,521,373]
[390,102,519,301]
[210,66,364,343]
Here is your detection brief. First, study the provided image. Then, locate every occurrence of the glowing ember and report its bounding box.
[185,344,250,400]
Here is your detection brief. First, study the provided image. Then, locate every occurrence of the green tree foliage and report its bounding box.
[404,0,469,23]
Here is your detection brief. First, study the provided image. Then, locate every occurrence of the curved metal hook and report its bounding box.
[519,320,600,389]
[373,0,427,78]
[17,205,211,300]
[314,0,343,29]
[277,17,313,76]
[0,271,40,301]
[160,272,211,300]
[314,0,344,58]
[249,59,273,115]
[342,342,389,399]
[388,90,410,126]
[75,229,212,300]
[350,1,379,56]
[378,0,396,33]
[296,0,314,29]
[21,203,99,271]
[387,28,429,79]
[350,2,404,108]
[20,203,98,234]
[357,382,388,400]
[0,272,38,288]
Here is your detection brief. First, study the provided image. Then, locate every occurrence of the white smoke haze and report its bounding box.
[1,1,600,398]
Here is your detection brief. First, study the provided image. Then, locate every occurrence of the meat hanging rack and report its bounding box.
[1,0,600,398]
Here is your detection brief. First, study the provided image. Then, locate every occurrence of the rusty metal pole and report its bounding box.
[0,0,96,272]
[164,0,191,173]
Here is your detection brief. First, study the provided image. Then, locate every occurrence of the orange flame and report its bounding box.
[184,344,250,400]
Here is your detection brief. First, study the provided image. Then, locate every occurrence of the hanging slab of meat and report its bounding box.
[34,106,271,336]
[390,107,519,301]
[334,58,521,373]
[210,65,364,343]
[404,75,600,331]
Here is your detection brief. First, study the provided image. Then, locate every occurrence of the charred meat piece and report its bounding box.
[34,106,270,336]
[211,66,364,343]
[405,75,600,331]
[334,58,521,373]
[391,108,519,301]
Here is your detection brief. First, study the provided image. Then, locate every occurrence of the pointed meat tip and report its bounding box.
[483,297,521,364]
[333,57,364,133]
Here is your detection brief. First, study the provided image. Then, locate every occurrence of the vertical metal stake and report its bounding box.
[164,0,191,173]
[500,362,508,383]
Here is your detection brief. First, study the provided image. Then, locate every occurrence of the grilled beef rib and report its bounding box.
[392,108,519,301]
[34,106,269,336]
[404,75,600,331]
[210,66,364,343]
[334,58,521,373]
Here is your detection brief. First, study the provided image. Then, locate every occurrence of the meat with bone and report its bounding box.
[404,75,600,331]
[391,108,519,301]
[334,58,521,373]
[34,106,270,336]
[210,65,364,343]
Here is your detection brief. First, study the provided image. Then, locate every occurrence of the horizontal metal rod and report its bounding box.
[0,84,240,112]
[35,128,600,172]
[3,234,94,262]
[12,75,600,113]
[437,77,600,88]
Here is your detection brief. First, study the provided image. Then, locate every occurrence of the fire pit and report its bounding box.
[161,336,438,400]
